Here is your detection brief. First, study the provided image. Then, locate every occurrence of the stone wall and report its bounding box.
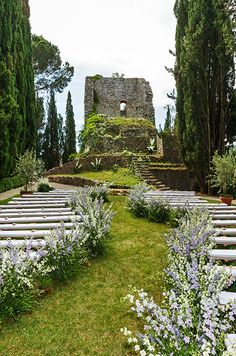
[84,77,155,123]
[44,154,134,175]
[156,134,183,163]
[48,175,98,187]
[150,167,192,190]
[86,120,157,153]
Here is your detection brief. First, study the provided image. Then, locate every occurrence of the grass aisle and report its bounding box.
[0,196,168,356]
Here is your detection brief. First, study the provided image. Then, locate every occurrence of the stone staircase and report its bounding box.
[132,156,170,190]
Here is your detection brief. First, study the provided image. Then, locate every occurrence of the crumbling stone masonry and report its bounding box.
[84,76,155,124]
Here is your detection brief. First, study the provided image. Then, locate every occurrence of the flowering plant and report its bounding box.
[122,209,236,355]
[128,184,151,218]
[0,243,49,320]
[146,197,171,223]
[72,193,114,256]
[44,224,87,281]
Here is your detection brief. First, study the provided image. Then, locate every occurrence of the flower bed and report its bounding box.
[0,185,114,322]
[128,184,188,227]
[122,209,236,355]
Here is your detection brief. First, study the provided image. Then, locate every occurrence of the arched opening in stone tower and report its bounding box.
[120,99,127,117]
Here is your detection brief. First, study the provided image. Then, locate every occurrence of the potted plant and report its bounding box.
[15,150,44,196]
[210,151,236,205]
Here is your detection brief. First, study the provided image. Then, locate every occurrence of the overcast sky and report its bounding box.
[29,0,176,131]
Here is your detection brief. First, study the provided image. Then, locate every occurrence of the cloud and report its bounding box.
[29,0,176,130]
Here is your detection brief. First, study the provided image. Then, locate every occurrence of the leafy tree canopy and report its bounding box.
[32,34,74,93]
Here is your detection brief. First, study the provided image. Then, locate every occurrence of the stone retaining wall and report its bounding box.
[150,168,192,191]
[44,155,133,176]
[48,175,98,187]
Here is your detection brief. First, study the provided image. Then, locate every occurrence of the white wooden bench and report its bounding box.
[209,249,236,261]
[0,215,75,224]
[9,199,67,204]
[0,222,75,230]
[0,211,73,217]
[0,230,72,239]
[1,203,66,209]
[213,220,236,227]
[0,239,46,248]
[214,236,236,245]
[219,291,236,305]
[215,228,236,236]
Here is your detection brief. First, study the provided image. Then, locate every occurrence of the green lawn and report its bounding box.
[64,168,142,187]
[0,196,168,355]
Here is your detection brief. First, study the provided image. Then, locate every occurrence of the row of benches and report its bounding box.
[0,189,77,248]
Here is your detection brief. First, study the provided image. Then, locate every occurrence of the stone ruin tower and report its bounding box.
[85,76,155,122]
[83,76,157,153]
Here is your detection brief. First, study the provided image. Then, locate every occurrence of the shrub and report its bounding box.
[122,209,236,355]
[44,224,87,281]
[91,157,102,171]
[168,205,189,227]
[73,160,82,174]
[37,177,54,192]
[0,244,49,320]
[69,189,114,256]
[128,184,150,218]
[146,197,171,223]
[0,176,24,193]
[68,185,109,210]
[15,150,44,192]
[210,150,236,196]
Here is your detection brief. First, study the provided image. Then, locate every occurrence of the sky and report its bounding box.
[29,0,176,132]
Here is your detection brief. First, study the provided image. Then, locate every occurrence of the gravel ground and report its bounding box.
[0,182,80,201]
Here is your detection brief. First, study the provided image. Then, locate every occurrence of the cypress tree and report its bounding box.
[35,95,45,158]
[63,91,76,162]
[58,113,65,164]
[0,0,36,178]
[164,105,172,132]
[174,0,235,192]
[42,91,60,169]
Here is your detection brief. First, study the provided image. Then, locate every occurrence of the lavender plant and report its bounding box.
[128,184,151,218]
[44,224,87,281]
[73,194,114,256]
[68,184,109,209]
[0,243,49,320]
[122,209,236,355]
[147,197,171,223]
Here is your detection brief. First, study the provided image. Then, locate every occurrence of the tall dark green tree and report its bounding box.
[0,0,36,178]
[42,91,60,169]
[58,113,65,164]
[174,0,235,192]
[164,105,172,132]
[63,91,76,162]
[35,95,45,158]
